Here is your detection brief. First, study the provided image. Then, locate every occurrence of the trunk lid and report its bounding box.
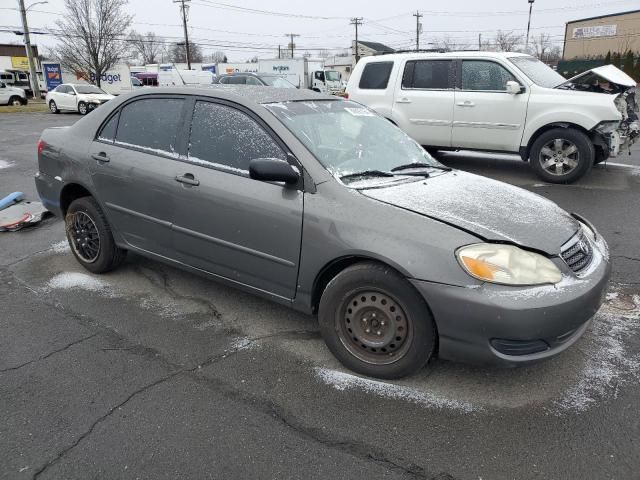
[359,171,579,255]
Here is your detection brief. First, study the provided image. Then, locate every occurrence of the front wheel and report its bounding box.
[318,262,436,379]
[65,197,127,274]
[9,96,22,106]
[530,128,593,183]
[78,101,88,115]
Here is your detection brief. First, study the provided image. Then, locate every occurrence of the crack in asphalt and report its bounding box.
[612,255,640,263]
[0,333,99,373]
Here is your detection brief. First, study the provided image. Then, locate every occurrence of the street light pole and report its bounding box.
[525,0,535,52]
[17,0,42,99]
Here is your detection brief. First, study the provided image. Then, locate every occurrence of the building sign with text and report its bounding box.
[572,25,617,39]
[43,63,62,91]
[11,56,29,69]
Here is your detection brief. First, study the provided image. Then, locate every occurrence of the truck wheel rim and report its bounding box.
[336,290,413,365]
[539,138,580,176]
[67,211,101,263]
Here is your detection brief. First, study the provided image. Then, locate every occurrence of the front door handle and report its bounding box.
[175,174,200,186]
[396,97,412,104]
[91,152,110,163]
[456,101,475,107]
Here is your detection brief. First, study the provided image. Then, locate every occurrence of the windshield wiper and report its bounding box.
[391,162,452,172]
[339,170,396,181]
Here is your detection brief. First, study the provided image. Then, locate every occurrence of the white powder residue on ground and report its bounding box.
[554,290,640,413]
[47,272,109,292]
[229,337,256,352]
[0,159,13,169]
[50,240,70,253]
[315,367,479,413]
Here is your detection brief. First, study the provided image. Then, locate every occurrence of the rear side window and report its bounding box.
[115,98,184,155]
[188,101,286,173]
[359,62,394,90]
[97,113,119,143]
[402,60,454,89]
[246,76,262,86]
[462,60,516,91]
[226,76,246,85]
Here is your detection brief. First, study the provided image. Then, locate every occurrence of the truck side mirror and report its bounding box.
[506,81,524,95]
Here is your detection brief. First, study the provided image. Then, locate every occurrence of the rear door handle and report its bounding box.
[456,101,475,107]
[92,152,110,163]
[396,97,412,104]
[175,174,200,186]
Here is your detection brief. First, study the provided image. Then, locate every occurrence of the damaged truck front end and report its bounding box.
[558,65,639,159]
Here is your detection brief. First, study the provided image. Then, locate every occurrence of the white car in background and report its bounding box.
[0,82,27,106]
[46,83,114,115]
[347,52,639,183]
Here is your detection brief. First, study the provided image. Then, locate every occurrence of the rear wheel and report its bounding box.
[530,128,593,183]
[9,96,22,106]
[65,197,126,274]
[49,100,59,114]
[318,262,436,379]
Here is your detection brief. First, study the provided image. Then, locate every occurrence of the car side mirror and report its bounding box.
[69,91,76,95]
[249,158,300,185]
[506,81,524,95]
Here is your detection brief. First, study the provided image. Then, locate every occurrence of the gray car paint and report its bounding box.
[35,86,610,365]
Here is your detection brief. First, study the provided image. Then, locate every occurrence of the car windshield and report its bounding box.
[325,71,340,81]
[261,76,296,88]
[508,56,566,88]
[265,100,440,182]
[74,85,107,94]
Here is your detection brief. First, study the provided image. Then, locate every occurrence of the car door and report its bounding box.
[88,96,188,257]
[391,59,455,148]
[452,59,530,152]
[171,98,304,300]
[56,85,75,110]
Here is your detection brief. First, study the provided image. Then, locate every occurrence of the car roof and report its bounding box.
[359,51,532,62]
[124,85,334,106]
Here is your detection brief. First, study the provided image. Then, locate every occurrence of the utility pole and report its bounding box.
[175,0,192,69]
[350,17,363,64]
[17,0,40,99]
[478,33,482,51]
[284,33,299,59]
[278,45,281,59]
[413,11,423,52]
[525,0,535,52]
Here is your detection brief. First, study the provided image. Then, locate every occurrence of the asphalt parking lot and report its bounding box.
[1,112,639,480]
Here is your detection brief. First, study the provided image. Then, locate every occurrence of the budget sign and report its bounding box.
[43,63,62,91]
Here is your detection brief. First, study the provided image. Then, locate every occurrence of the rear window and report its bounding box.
[402,60,454,89]
[115,98,184,156]
[359,62,394,90]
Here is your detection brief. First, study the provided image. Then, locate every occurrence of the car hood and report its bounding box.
[558,64,637,89]
[359,171,579,254]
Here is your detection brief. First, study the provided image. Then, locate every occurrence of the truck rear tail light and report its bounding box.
[37,139,46,156]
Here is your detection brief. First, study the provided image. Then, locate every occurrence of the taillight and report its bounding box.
[37,139,46,156]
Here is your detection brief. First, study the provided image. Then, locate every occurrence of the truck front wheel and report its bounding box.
[530,128,593,184]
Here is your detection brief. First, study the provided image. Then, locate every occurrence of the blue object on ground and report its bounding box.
[0,192,23,211]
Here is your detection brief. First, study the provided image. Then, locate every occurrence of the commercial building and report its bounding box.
[0,43,40,71]
[563,9,640,59]
[324,55,354,81]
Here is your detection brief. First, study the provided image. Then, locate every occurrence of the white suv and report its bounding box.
[346,52,639,183]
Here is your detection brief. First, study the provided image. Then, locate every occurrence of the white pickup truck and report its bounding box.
[346,52,639,183]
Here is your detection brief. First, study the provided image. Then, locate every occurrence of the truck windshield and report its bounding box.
[325,71,340,81]
[508,56,566,88]
[265,100,440,180]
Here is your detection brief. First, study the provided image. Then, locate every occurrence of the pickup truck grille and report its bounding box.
[561,232,593,273]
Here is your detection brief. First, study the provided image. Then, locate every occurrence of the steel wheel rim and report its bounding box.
[539,138,580,176]
[67,211,101,263]
[12,98,21,106]
[335,289,413,365]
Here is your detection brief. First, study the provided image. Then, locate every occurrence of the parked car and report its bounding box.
[35,87,610,379]
[46,83,114,115]
[0,82,27,106]
[346,52,639,184]
[215,72,297,88]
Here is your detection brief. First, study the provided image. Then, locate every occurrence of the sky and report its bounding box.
[1,0,638,62]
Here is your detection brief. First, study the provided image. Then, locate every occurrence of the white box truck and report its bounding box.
[257,58,342,93]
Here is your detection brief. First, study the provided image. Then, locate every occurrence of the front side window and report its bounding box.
[462,61,517,91]
[402,60,454,89]
[359,62,394,90]
[188,101,286,173]
[115,98,184,155]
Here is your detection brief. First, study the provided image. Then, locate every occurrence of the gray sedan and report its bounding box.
[35,86,610,379]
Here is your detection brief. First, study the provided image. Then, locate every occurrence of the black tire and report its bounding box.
[318,262,436,379]
[78,101,88,115]
[530,128,593,183]
[594,148,609,165]
[9,96,22,106]
[65,196,126,274]
[49,100,59,114]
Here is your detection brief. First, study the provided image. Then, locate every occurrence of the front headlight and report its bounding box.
[456,244,562,286]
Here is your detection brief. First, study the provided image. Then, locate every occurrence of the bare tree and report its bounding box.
[169,42,203,63]
[207,51,227,63]
[128,30,162,65]
[495,30,522,52]
[54,0,132,87]
[434,35,469,52]
[532,33,553,61]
